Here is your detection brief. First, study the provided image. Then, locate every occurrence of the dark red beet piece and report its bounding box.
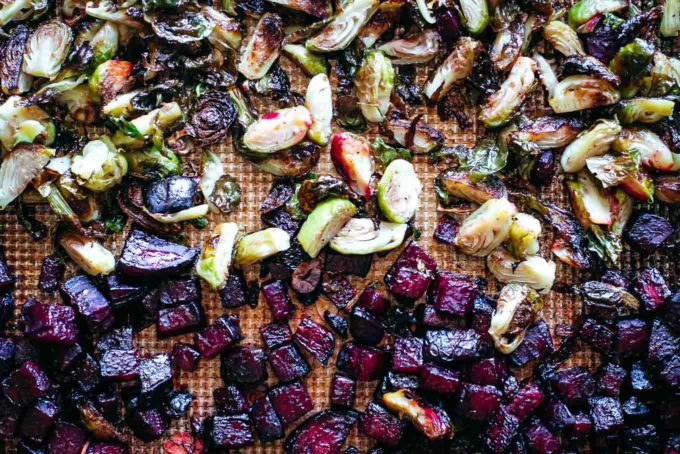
[269,380,314,425]
[459,383,502,421]
[667,292,680,332]
[284,410,357,454]
[104,274,147,308]
[506,381,544,421]
[1,360,49,407]
[330,373,356,409]
[262,239,308,281]
[195,315,243,358]
[471,294,495,333]
[0,249,15,291]
[324,311,348,338]
[260,179,295,214]
[623,424,661,453]
[294,317,335,364]
[510,319,554,366]
[421,304,460,329]
[550,366,595,407]
[579,317,614,354]
[433,215,459,244]
[468,358,508,387]
[484,407,520,453]
[159,277,201,307]
[118,229,199,280]
[74,352,100,392]
[427,270,477,317]
[391,337,423,374]
[356,285,388,317]
[214,385,248,415]
[622,395,651,419]
[349,306,384,346]
[570,411,593,441]
[597,363,626,397]
[171,343,200,372]
[260,322,293,350]
[127,406,168,441]
[0,338,14,377]
[631,267,671,312]
[336,342,386,381]
[20,398,58,443]
[589,396,624,434]
[97,326,134,353]
[419,363,461,394]
[616,318,649,358]
[524,420,561,454]
[46,422,86,454]
[600,268,629,288]
[659,354,680,392]
[157,301,205,337]
[648,319,677,367]
[268,343,311,382]
[0,292,13,331]
[100,349,139,380]
[60,275,115,334]
[206,414,255,449]
[145,176,197,213]
[425,329,482,363]
[163,390,193,420]
[385,371,419,390]
[630,360,655,392]
[624,212,674,253]
[262,280,294,321]
[359,403,403,446]
[220,345,268,384]
[543,396,574,431]
[85,442,129,454]
[38,256,63,293]
[251,395,284,442]
[22,302,77,345]
[325,251,372,277]
[384,243,437,300]
[220,270,248,308]
[322,275,357,310]
[140,353,172,399]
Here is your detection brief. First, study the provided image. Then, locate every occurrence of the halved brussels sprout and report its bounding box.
[377,159,422,223]
[387,115,444,153]
[618,98,675,124]
[124,146,182,180]
[511,117,583,149]
[0,96,55,152]
[238,13,284,80]
[28,75,87,106]
[0,143,53,210]
[22,20,73,79]
[506,213,541,259]
[241,106,312,155]
[297,197,357,258]
[146,204,210,223]
[489,283,543,353]
[612,128,679,171]
[558,54,620,85]
[532,53,559,96]
[55,85,98,124]
[229,87,257,128]
[608,39,654,98]
[329,218,408,254]
[306,0,380,52]
[639,52,680,97]
[459,0,489,34]
[235,227,291,266]
[266,0,332,18]
[86,1,144,29]
[548,75,620,114]
[424,37,480,102]
[567,0,627,27]
[586,153,638,189]
[655,176,680,203]
[357,0,405,48]
[588,188,632,263]
[305,74,332,146]
[59,230,115,276]
[71,138,127,192]
[354,50,394,123]
[414,0,435,24]
[487,248,556,294]
[490,15,525,72]
[0,0,31,27]
[560,119,621,173]
[566,170,612,229]
[331,132,373,198]
[543,21,584,57]
[88,60,133,103]
[282,44,328,76]
[101,90,141,118]
[455,198,517,257]
[0,24,31,96]
[112,102,182,149]
[197,222,239,289]
[435,170,507,205]
[90,21,119,67]
[377,29,440,65]
[247,143,320,177]
[661,0,680,37]
[200,150,224,212]
[479,56,536,128]
[150,11,215,44]
[202,6,243,51]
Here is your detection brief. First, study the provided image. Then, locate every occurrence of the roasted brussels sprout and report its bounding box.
[459,0,489,34]
[55,85,98,124]
[196,222,239,289]
[532,52,558,96]
[543,21,584,57]
[330,218,408,254]
[241,106,312,155]
[358,0,405,47]
[655,176,680,203]
[377,29,440,65]
[112,102,182,149]
[424,37,480,102]
[125,146,182,179]
[486,248,556,294]
[612,128,680,171]
[589,189,632,263]
[282,44,327,76]
[248,142,321,177]
[489,283,542,353]
[146,203,209,223]
[560,118,621,173]
[566,170,613,229]
[90,21,119,67]
[567,0,627,27]
[203,6,243,52]
[58,230,115,276]
[88,60,133,104]
[371,138,411,170]
[382,389,453,440]
[454,198,517,257]
[238,13,284,80]
[377,159,422,223]
[22,20,73,79]
[71,138,127,192]
[150,11,215,43]
[510,117,583,149]
[101,90,140,118]
[267,0,332,18]
[506,213,541,259]
[661,0,680,37]
[331,132,373,198]
[235,228,291,266]
[639,51,680,97]
[0,96,55,152]
[297,197,357,258]
[0,0,32,27]
[490,14,525,72]
[86,1,144,29]
[549,76,620,113]
[435,170,507,205]
[0,24,31,95]
[305,74,332,146]
[306,0,379,52]
[187,91,237,147]
[617,98,675,124]
[0,143,53,210]
[354,50,394,123]
[585,152,641,190]
[608,39,655,98]
[479,56,536,128]
[386,114,444,154]
[558,54,620,85]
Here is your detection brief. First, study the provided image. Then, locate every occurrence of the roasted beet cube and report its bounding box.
[268,343,310,382]
[350,306,384,346]
[579,317,614,354]
[659,354,680,392]
[630,360,655,392]
[85,442,129,454]
[127,406,168,441]
[171,343,200,372]
[623,424,661,453]
[336,342,386,381]
[386,371,419,390]
[219,270,248,308]
[506,381,544,421]
[251,396,283,442]
[543,396,574,431]
[260,179,295,214]
[262,208,301,237]
[163,390,193,420]
[140,288,160,316]
[322,276,357,310]
[624,212,674,253]
[330,374,356,409]
[597,363,626,397]
[357,285,388,317]
[325,251,372,277]
[285,411,357,454]
[459,383,502,421]
[483,408,519,453]
[421,304,459,329]
[214,385,248,415]
[0,249,14,291]
[510,319,554,366]
[425,329,482,363]
[195,315,242,358]
[294,317,335,364]
[269,380,313,425]
[667,292,680,332]
[419,363,461,394]
[433,215,459,244]
[61,275,115,334]
[96,326,134,353]
[600,268,629,288]
[145,176,197,213]
[471,294,495,333]
[46,422,86,454]
[74,352,100,392]
[427,271,477,317]
[648,319,677,367]
[524,420,561,454]
[622,395,651,419]
[22,302,77,345]
[0,338,14,377]
[262,280,293,321]
[324,311,348,338]
[0,292,13,331]
[159,277,201,308]
[391,337,423,374]
[140,353,172,399]
[570,411,593,440]
[550,366,595,407]
[220,345,267,384]
[104,274,147,308]
[1,360,49,407]
[261,239,307,281]
[632,267,671,312]
[38,256,63,293]
[384,243,437,300]
[118,229,199,280]
[100,349,139,381]
[616,318,649,358]
[157,301,205,337]
[359,403,403,446]
[259,322,292,350]
[589,396,624,434]
[20,399,58,443]
[468,358,508,387]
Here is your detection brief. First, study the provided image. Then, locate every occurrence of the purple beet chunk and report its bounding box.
[624,212,674,253]
[510,319,554,366]
[100,349,139,380]
[459,383,502,421]
[220,345,267,384]
[384,243,437,300]
[0,338,14,377]
[600,268,629,288]
[162,390,193,420]
[214,385,248,415]
[623,424,661,453]
[262,280,294,321]
[622,395,651,420]
[260,179,295,213]
[325,251,372,277]
[20,399,59,443]
[207,414,254,450]
[294,317,335,364]
[0,249,15,291]
[391,337,423,374]
[284,410,357,454]
[262,208,301,236]
[268,343,311,382]
[597,363,626,397]
[38,256,63,293]
[484,407,520,453]
[0,292,13,331]
[524,420,561,454]
[260,322,293,350]
[330,373,356,409]
[425,329,482,363]
[349,306,384,346]
[471,295,495,334]
[159,277,201,307]
[543,396,575,431]
[506,381,544,421]
[419,363,461,394]
[550,366,595,407]
[251,396,284,442]
[579,317,614,354]
[195,315,243,358]
[616,318,649,358]
[356,285,388,317]
[104,274,147,308]
[336,342,386,381]
[145,175,197,214]
[468,358,508,387]
[570,411,593,441]
[97,326,134,353]
[322,275,357,310]
[219,270,248,308]
[659,354,680,392]
[46,422,86,454]
[1,360,49,407]
[118,229,199,280]
[631,267,671,312]
[421,304,460,329]
[269,380,314,425]
[433,216,459,244]
[648,319,677,367]
[170,343,200,372]
[85,443,129,454]
[359,403,403,446]
[427,270,477,317]
[589,396,624,434]
[22,302,77,345]
[127,406,168,441]
[630,360,655,392]
[324,311,348,339]
[140,353,172,398]
[60,275,115,334]
[157,301,205,337]
[73,352,100,392]
[667,292,680,332]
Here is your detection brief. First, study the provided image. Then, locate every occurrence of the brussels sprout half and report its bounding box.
[306,0,380,52]
[102,90,142,118]
[202,6,243,52]
[377,159,422,223]
[506,213,541,259]
[479,56,536,128]
[566,170,612,229]
[330,218,408,254]
[88,60,133,104]
[71,138,128,192]
[0,24,31,96]
[59,230,115,276]
[511,116,583,149]
[22,20,73,79]
[661,0,680,37]
[612,128,679,171]
[112,102,182,149]
[247,143,321,177]
[387,115,444,154]
[543,20,584,57]
[424,36,480,102]
[459,0,489,34]
[196,222,239,289]
[241,106,312,155]
[435,169,507,205]
[305,74,332,146]
[585,153,639,189]
[560,118,621,173]
[0,143,53,210]
[488,283,543,353]
[608,39,655,98]
[567,0,627,28]
[297,197,357,258]
[454,198,517,257]
[486,248,556,294]
[548,75,620,114]
[235,227,291,266]
[124,146,182,180]
[238,13,284,80]
[0,96,55,152]
[618,98,675,124]
[377,29,440,65]
[266,0,332,18]
[282,44,328,76]
[354,50,394,123]
[0,0,31,27]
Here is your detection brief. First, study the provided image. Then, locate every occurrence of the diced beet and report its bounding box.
[260,179,295,214]
[214,385,248,415]
[543,396,574,431]
[262,280,294,321]
[97,326,134,353]
[159,277,201,308]
[262,239,308,281]
[425,329,482,363]
[46,422,86,454]
[0,338,14,377]
[624,212,674,253]
[219,270,248,308]
[100,349,139,381]
[74,352,100,392]
[171,343,200,372]
[294,317,335,364]
[550,366,595,407]
[659,354,680,392]
[420,304,460,329]
[157,301,205,337]
[140,288,160,316]
[324,311,348,338]
[60,275,115,334]
[260,322,293,350]
[524,420,561,454]
[419,363,461,394]
[38,256,63,293]
[356,285,388,317]
[648,319,677,367]
[622,395,651,419]
[1,360,49,407]
[386,371,419,390]
[0,292,13,331]
[632,267,671,312]
[579,317,614,354]
[623,424,661,453]
[570,411,593,441]
[127,406,168,441]
[268,343,310,382]
[359,403,403,446]
[336,342,386,381]
[483,407,520,453]
[433,216,459,244]
[220,345,268,384]
[510,319,554,366]
[322,275,357,310]
[0,249,14,291]
[22,302,77,345]
[251,395,284,442]
[0,397,17,439]
[468,358,508,387]
[330,373,356,409]
[104,274,147,308]
[20,399,59,443]
[325,251,372,277]
[145,175,197,214]
[427,271,477,317]
[630,360,655,393]
[589,396,624,434]
[350,306,384,346]
[269,380,314,425]
[459,383,502,421]
[597,363,626,397]
[391,337,423,374]
[195,315,242,358]
[285,411,356,454]
[162,390,193,420]
[139,353,172,399]
[616,318,649,358]
[85,442,130,454]
[667,292,680,332]
[600,268,629,289]
[262,208,302,236]
[506,381,544,421]
[471,295,495,334]
[118,229,199,280]
[93,389,120,423]
[384,243,437,300]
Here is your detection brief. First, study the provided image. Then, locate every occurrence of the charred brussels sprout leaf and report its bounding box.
[543,21,584,57]
[382,389,453,439]
[196,222,238,289]
[454,198,517,257]
[377,159,422,223]
[238,13,284,80]
[0,24,31,95]
[202,6,242,51]
[489,283,543,353]
[510,116,583,150]
[424,36,479,102]
[460,136,508,183]
[371,138,411,170]
[386,113,444,154]
[435,169,506,206]
[297,174,362,213]
[209,176,241,214]
[487,249,556,294]
[125,146,181,180]
[306,0,380,52]
[557,54,620,85]
[0,143,53,209]
[235,228,291,266]
[89,60,133,104]
[330,218,408,254]
[354,50,394,123]
[297,198,357,258]
[0,96,55,152]
[560,119,621,173]
[479,56,536,128]
[618,98,675,124]
[459,0,489,34]
[608,39,655,98]
[188,91,237,147]
[22,20,73,79]
[150,10,215,43]
[59,230,115,276]
[266,0,332,18]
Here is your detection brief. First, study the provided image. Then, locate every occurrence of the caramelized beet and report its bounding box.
[356,285,388,317]
[336,342,387,381]
[427,271,477,317]
[157,301,205,337]
[524,420,561,454]
[425,329,482,363]
[118,229,199,280]
[630,360,655,392]
[0,338,15,377]
[294,317,335,364]
[0,249,15,291]
[600,268,629,288]
[260,180,295,214]
[359,403,403,446]
[145,176,197,214]
[262,280,294,321]
[419,363,461,394]
[543,396,575,431]
[127,406,168,441]
[163,390,193,420]
[220,345,267,384]
[260,322,293,349]
[622,395,650,420]
[325,251,373,277]
[324,311,348,338]
[268,343,311,382]
[597,363,626,397]
[20,398,58,443]
[484,408,520,453]
[391,337,423,374]
[195,315,243,358]
[616,318,649,358]
[140,353,172,399]
[506,381,544,421]
[330,373,356,409]
[251,396,284,442]
[214,385,248,415]
[667,292,680,331]
[550,366,595,407]
[0,292,13,331]
[23,302,77,345]
[384,243,437,300]
[206,414,254,449]
[322,276,357,310]
[284,410,356,454]
[38,256,63,293]
[468,358,508,387]
[589,396,624,434]
[631,267,671,312]
[171,343,200,372]
[105,274,147,308]
[433,216,459,244]
[1,360,50,407]
[220,270,249,308]
[60,275,115,334]
[459,383,502,420]
[349,306,384,345]
[46,422,86,454]
[648,318,676,367]
[160,277,201,307]
[100,349,139,381]
[624,212,674,253]
[85,442,130,454]
[269,380,314,425]
[579,317,614,354]
[509,319,554,366]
